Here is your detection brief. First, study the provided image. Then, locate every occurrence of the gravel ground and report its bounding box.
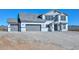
[0,31,79,50]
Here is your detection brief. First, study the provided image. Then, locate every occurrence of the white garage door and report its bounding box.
[26,24,41,31]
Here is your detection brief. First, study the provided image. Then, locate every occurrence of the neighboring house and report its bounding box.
[68,25,79,31]
[8,10,68,32]
[0,25,8,31]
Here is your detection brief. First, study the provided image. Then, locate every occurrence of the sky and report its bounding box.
[0,9,79,26]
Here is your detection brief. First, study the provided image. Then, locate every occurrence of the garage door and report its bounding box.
[26,24,41,31]
[10,24,18,31]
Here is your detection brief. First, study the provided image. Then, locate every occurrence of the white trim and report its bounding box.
[41,28,48,32]
[66,24,68,31]
[42,15,45,19]
[8,28,11,32]
[21,22,43,25]
[66,16,68,22]
[58,15,61,22]
[8,24,11,32]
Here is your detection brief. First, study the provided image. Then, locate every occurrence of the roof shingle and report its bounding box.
[19,13,46,23]
[7,18,18,24]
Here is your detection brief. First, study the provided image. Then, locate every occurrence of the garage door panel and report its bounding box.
[10,24,18,31]
[26,24,41,31]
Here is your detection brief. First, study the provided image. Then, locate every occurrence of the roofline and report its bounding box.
[43,9,68,16]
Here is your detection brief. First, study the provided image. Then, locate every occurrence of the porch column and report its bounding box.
[58,15,61,22]
[51,23,54,31]
[66,16,68,31]
[66,23,68,31]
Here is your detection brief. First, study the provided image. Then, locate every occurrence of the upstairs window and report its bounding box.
[45,15,53,20]
[61,16,66,21]
[54,15,58,22]
[45,16,50,20]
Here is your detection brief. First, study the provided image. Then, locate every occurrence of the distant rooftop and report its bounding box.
[7,18,18,24]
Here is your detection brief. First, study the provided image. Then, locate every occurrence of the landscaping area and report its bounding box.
[0,31,79,50]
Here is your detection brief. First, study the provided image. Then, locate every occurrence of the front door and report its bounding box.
[54,24,58,31]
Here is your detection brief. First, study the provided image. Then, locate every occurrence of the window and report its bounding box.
[63,24,66,29]
[46,16,50,20]
[50,16,53,20]
[45,15,53,20]
[11,24,17,26]
[61,16,66,21]
[54,15,58,21]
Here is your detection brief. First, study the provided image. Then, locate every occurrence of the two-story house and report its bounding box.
[8,10,68,32]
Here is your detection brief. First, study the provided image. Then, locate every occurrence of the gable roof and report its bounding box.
[44,9,68,16]
[59,12,68,16]
[44,10,60,15]
[19,13,46,23]
[7,18,18,24]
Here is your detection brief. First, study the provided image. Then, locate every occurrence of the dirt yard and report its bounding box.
[0,31,79,50]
